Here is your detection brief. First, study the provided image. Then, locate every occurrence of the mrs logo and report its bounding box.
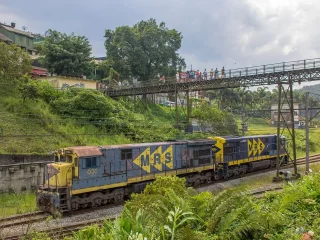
[133,145,173,173]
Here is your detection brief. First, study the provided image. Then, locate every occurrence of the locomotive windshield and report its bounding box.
[53,149,73,163]
[65,155,73,163]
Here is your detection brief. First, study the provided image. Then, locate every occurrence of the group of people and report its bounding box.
[176,67,225,82]
[104,67,227,89]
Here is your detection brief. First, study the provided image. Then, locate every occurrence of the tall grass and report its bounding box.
[0,192,37,217]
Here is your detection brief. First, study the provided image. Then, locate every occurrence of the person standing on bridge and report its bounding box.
[176,72,180,82]
[203,69,208,80]
[190,70,195,81]
[221,67,225,78]
[210,69,214,80]
[195,70,200,81]
[118,81,122,89]
[186,71,190,81]
[161,75,166,84]
[214,68,219,79]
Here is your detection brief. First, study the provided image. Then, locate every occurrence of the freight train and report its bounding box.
[36,134,288,213]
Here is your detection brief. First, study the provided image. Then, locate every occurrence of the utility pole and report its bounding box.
[289,77,298,176]
[305,91,310,174]
[186,90,190,122]
[241,97,245,136]
[175,84,178,124]
[275,81,282,180]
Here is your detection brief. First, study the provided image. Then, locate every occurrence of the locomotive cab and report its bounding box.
[37,149,77,213]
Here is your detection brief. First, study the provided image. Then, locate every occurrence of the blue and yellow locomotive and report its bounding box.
[36,135,288,213]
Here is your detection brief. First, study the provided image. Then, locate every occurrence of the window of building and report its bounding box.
[121,149,132,160]
[84,157,97,168]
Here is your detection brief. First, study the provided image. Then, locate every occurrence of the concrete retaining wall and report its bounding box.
[0,162,52,193]
[0,154,53,165]
[0,155,54,193]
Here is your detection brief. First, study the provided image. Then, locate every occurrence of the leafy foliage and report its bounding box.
[71,174,320,240]
[0,78,186,153]
[0,42,31,82]
[105,18,186,81]
[18,74,39,102]
[38,29,92,77]
[205,86,320,119]
[298,84,320,100]
[192,103,239,135]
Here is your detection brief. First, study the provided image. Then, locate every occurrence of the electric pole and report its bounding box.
[275,81,282,180]
[241,97,245,136]
[305,91,310,174]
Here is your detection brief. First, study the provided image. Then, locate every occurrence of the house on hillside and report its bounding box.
[0,22,47,77]
[0,22,38,57]
[38,76,99,90]
[0,32,13,43]
[271,103,305,128]
[94,57,107,64]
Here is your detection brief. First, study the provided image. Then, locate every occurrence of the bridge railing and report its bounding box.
[108,58,320,90]
[227,58,320,78]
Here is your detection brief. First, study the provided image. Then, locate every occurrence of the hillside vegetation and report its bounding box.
[0,81,176,154]
[298,83,320,100]
[0,76,239,154]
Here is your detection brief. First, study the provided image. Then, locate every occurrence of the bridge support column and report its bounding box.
[274,74,300,182]
[275,80,282,181]
[289,77,298,176]
[175,84,179,124]
[186,90,190,122]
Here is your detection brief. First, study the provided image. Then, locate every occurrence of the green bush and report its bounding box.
[70,174,320,240]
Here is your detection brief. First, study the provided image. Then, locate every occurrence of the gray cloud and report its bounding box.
[1,0,320,72]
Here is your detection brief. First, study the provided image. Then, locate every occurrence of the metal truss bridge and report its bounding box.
[105,58,320,97]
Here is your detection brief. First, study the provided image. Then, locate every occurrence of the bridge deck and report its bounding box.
[105,58,320,97]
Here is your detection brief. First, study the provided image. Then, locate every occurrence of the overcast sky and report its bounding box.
[1,0,320,88]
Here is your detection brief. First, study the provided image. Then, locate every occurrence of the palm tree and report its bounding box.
[257,86,269,103]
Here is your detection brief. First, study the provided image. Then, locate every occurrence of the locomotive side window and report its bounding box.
[193,148,211,165]
[193,149,210,157]
[121,149,132,160]
[85,157,97,168]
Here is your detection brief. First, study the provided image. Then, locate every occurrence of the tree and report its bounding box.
[18,74,38,102]
[0,42,31,82]
[192,103,239,135]
[39,29,92,77]
[104,18,186,81]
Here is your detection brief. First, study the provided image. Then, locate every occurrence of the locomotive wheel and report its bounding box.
[194,178,201,187]
[71,196,81,210]
[72,202,79,210]
[94,198,103,207]
[207,176,212,183]
[114,193,123,203]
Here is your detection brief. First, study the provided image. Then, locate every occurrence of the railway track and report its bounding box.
[1,153,320,240]
[251,186,284,198]
[0,211,49,229]
[4,216,117,240]
[296,153,320,165]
